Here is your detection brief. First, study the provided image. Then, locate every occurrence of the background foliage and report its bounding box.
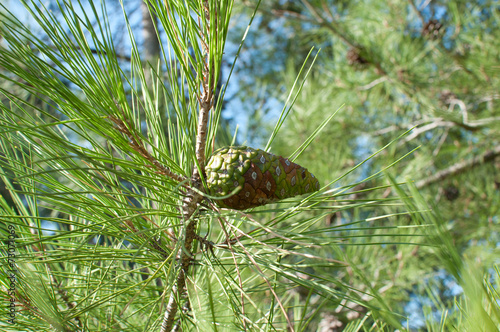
[0,0,499,331]
[230,0,499,330]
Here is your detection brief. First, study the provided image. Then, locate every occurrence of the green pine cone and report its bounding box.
[205,146,320,210]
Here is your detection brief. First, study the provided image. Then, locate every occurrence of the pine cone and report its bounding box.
[205,146,320,210]
[422,19,443,39]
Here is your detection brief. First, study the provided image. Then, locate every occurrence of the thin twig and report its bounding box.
[301,0,363,51]
[432,128,449,156]
[407,0,425,24]
[398,120,455,145]
[109,115,187,184]
[415,145,500,189]
[375,115,500,138]
[357,77,388,91]
[122,219,171,259]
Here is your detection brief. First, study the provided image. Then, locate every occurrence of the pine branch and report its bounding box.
[300,1,358,50]
[109,115,187,184]
[192,0,216,180]
[415,145,500,188]
[161,1,217,331]
[161,210,200,332]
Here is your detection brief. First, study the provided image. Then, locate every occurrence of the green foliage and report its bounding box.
[1,0,498,331]
[0,0,421,331]
[0,0,225,330]
[229,0,499,330]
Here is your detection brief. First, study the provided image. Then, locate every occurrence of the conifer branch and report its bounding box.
[193,0,216,180]
[415,145,500,188]
[109,115,187,184]
[161,1,217,331]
